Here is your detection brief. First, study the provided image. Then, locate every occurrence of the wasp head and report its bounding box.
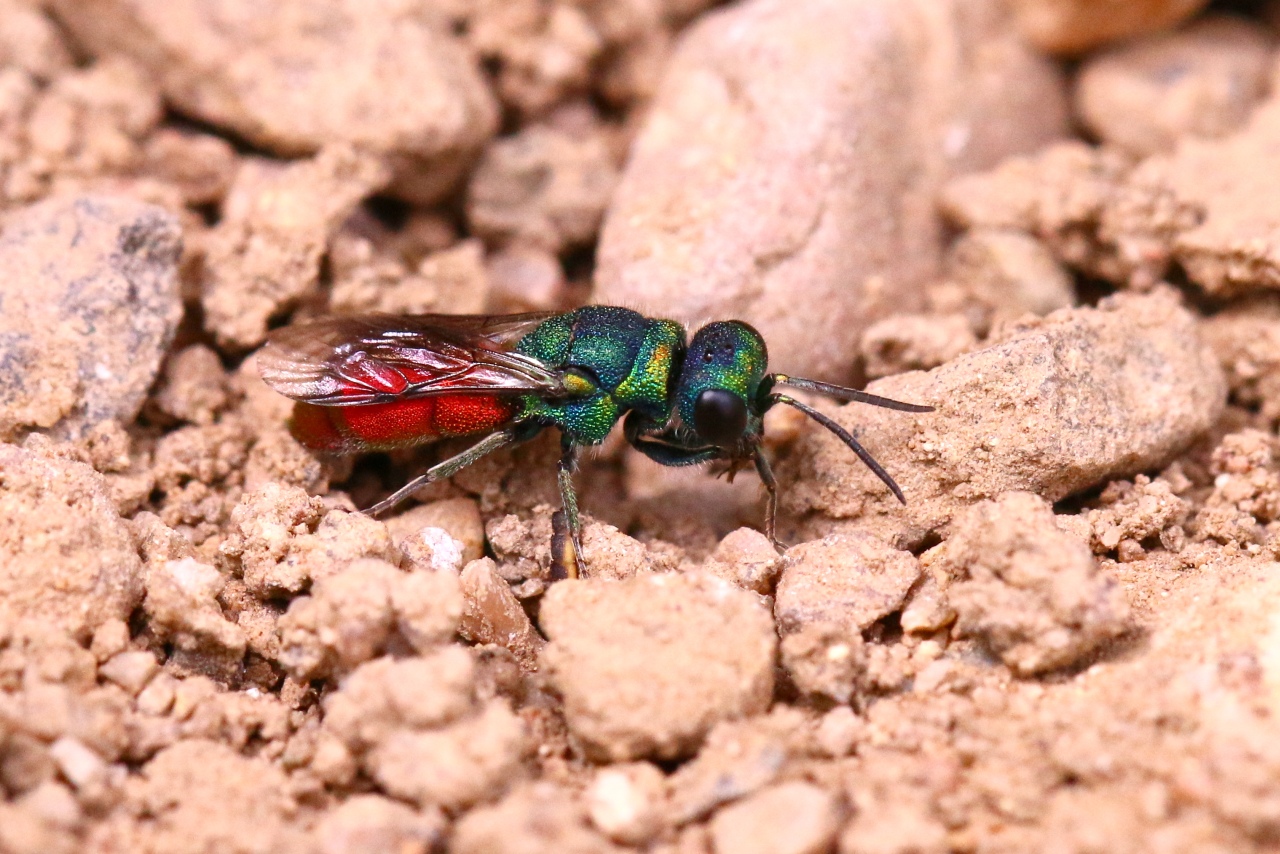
[676,321,770,456]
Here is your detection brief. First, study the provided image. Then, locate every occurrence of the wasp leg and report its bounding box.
[753,450,785,553]
[550,509,579,581]
[553,438,585,580]
[366,425,535,517]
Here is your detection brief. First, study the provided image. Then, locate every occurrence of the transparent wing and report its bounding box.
[258,312,568,406]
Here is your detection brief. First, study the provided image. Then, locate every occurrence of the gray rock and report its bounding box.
[0,195,181,440]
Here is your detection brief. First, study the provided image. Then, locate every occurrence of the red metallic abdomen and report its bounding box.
[289,393,521,453]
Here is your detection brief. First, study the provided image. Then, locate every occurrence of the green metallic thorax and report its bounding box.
[515,306,685,444]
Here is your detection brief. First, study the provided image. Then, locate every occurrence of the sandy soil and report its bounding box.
[2,1,1280,852]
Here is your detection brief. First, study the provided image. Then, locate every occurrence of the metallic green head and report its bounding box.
[675,320,769,453]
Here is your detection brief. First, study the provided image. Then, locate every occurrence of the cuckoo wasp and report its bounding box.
[259,306,933,577]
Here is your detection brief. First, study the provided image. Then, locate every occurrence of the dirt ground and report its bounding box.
[4,0,1280,852]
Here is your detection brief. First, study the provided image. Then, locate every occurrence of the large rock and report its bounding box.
[594,0,1068,381]
[48,0,499,203]
[780,290,1226,548]
[0,195,181,440]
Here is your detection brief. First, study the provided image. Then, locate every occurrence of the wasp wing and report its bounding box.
[258,312,568,406]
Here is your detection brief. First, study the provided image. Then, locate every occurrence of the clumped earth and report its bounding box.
[3,0,1280,852]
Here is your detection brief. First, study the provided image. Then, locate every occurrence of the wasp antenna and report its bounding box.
[772,374,934,413]
[774,394,908,504]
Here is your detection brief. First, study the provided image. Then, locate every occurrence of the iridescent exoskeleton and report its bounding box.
[259,306,932,577]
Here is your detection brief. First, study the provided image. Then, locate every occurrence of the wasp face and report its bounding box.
[676,321,769,454]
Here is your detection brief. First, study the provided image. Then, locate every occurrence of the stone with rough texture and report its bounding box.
[1010,0,1210,56]
[323,651,478,752]
[152,344,231,426]
[143,557,246,665]
[1202,297,1280,424]
[773,533,915,703]
[49,0,499,203]
[366,701,527,810]
[120,739,308,853]
[860,313,978,381]
[0,195,180,440]
[700,528,784,594]
[467,122,619,253]
[779,623,866,705]
[937,141,1139,286]
[1118,100,1280,297]
[0,445,144,642]
[666,711,802,825]
[540,572,776,761]
[775,534,922,637]
[317,650,526,814]
[218,483,398,596]
[202,146,390,351]
[942,228,1075,327]
[941,492,1132,675]
[937,131,1280,297]
[595,0,1067,381]
[277,558,464,680]
[781,290,1226,549]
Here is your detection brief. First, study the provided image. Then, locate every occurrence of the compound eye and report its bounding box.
[693,388,749,446]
